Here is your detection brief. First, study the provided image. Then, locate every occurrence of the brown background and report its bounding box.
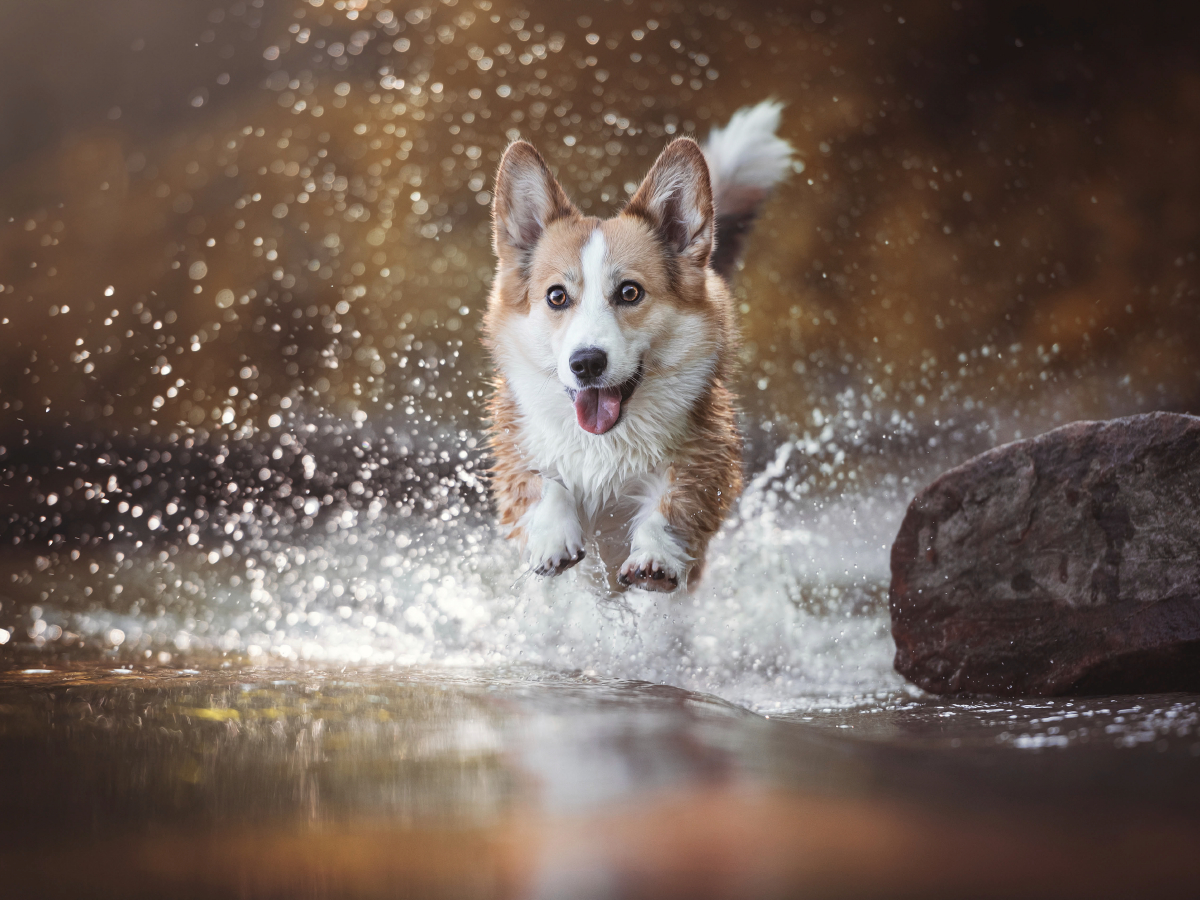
[2,0,1199,456]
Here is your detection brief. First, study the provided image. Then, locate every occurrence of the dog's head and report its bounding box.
[487,138,721,436]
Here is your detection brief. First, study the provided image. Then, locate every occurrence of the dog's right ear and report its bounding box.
[492,141,576,268]
[625,138,714,269]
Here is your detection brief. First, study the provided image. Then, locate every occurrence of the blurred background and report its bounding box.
[4,0,1199,449]
[2,0,1200,681]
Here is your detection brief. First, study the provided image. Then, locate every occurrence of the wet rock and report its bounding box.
[890,412,1200,696]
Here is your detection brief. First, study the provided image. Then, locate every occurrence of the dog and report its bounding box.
[483,100,794,592]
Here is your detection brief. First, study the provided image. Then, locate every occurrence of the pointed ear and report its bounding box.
[492,141,576,267]
[625,138,714,268]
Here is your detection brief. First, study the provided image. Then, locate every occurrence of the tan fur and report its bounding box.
[483,137,744,591]
[485,374,541,543]
[656,359,744,583]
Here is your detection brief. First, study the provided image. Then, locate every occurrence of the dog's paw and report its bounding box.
[523,483,585,578]
[617,553,681,592]
[619,507,688,592]
[532,544,585,576]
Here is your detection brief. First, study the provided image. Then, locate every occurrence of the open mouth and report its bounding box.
[567,360,644,435]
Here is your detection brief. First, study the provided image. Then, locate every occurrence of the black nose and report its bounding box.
[569,347,608,380]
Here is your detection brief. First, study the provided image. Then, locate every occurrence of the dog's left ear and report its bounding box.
[492,141,576,268]
[626,138,714,268]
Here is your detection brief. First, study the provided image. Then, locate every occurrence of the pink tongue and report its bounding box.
[574,386,623,435]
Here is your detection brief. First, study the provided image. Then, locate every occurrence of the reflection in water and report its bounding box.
[1,667,1199,898]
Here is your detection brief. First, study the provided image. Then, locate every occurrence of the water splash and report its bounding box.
[2,414,907,713]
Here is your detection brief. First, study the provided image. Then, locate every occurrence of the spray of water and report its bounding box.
[8,400,915,713]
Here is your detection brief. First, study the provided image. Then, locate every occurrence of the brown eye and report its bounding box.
[546,286,568,308]
[618,281,643,304]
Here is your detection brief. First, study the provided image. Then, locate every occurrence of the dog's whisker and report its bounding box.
[536,369,560,396]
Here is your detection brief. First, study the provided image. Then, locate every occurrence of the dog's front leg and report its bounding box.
[618,475,692,593]
[520,479,585,576]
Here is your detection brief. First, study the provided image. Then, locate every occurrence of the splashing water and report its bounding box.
[2,407,914,713]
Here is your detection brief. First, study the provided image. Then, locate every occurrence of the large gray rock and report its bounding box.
[890,412,1200,695]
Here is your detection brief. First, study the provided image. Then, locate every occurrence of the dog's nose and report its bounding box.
[569,347,608,380]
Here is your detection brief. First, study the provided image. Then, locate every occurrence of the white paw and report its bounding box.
[528,531,585,575]
[617,550,682,592]
[522,481,585,577]
[618,510,688,592]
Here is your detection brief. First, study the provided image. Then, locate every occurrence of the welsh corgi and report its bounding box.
[483,100,794,592]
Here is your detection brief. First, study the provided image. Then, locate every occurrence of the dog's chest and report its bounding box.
[535,430,662,504]
[520,406,677,503]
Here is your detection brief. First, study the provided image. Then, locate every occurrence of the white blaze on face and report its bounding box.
[556,228,634,388]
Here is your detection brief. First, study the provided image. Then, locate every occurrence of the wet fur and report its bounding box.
[483,103,790,592]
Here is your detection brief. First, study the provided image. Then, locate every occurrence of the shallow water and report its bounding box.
[2,664,1199,899]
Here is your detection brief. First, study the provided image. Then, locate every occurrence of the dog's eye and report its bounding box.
[618,281,643,305]
[546,286,569,308]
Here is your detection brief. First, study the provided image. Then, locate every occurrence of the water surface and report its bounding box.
[2,663,1199,899]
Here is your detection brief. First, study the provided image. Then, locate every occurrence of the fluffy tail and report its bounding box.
[702,99,795,279]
